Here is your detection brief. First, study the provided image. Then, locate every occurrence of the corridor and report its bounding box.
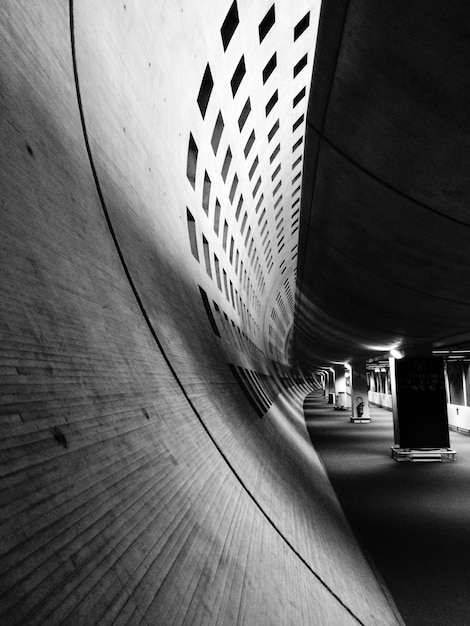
[2,1,470,622]
[305,393,470,626]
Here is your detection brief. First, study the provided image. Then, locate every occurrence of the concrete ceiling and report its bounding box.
[294,0,470,368]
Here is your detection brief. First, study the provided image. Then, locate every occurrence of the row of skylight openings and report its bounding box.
[291,243,298,263]
[267,119,304,209]
[192,152,272,283]
[284,277,295,311]
[190,132,261,247]
[267,131,305,173]
[194,61,307,227]
[198,31,310,191]
[217,1,311,59]
[193,2,313,309]
[270,308,288,336]
[188,133,239,196]
[211,297,262,357]
[202,116,256,228]
[238,82,306,136]
[198,43,309,122]
[203,2,311,166]
[187,133,268,291]
[187,209,262,323]
[271,167,301,250]
[276,292,290,324]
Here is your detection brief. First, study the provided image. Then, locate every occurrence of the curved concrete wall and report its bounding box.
[0,2,400,624]
[294,0,470,368]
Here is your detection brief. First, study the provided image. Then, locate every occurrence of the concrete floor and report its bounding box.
[305,392,470,626]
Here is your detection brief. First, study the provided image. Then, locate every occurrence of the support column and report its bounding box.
[327,367,335,404]
[350,360,370,423]
[390,356,455,461]
[333,365,347,410]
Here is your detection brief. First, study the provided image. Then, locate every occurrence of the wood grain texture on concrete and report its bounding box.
[0,2,402,624]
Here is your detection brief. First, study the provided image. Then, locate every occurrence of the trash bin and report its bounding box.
[356,396,364,417]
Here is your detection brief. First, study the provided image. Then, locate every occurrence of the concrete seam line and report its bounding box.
[307,119,470,230]
[68,3,365,622]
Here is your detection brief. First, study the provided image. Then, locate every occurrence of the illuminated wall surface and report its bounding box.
[0,2,401,624]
